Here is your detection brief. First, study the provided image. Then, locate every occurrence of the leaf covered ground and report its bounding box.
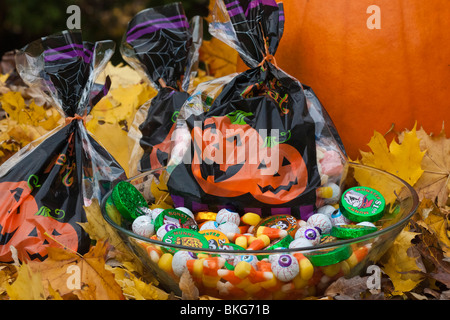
[0,46,449,300]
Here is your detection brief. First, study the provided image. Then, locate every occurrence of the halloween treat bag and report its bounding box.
[0,30,126,262]
[166,0,347,219]
[121,2,203,176]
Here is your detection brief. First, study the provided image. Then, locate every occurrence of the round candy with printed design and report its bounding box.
[199,229,229,249]
[340,186,385,222]
[254,214,299,238]
[162,229,209,253]
[154,208,198,232]
[172,251,197,277]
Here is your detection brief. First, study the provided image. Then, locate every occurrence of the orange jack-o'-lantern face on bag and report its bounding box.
[0,181,79,262]
[190,112,309,205]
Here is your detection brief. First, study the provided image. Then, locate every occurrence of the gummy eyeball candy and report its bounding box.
[172,251,197,277]
[216,209,240,226]
[330,209,351,226]
[176,207,195,219]
[132,215,154,238]
[307,213,332,234]
[289,238,313,250]
[234,254,258,267]
[295,226,321,245]
[156,223,178,239]
[270,254,299,282]
[199,221,219,231]
[217,221,240,235]
[317,205,337,218]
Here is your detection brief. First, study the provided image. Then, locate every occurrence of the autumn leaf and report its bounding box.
[324,275,382,300]
[87,79,157,176]
[4,263,46,300]
[354,125,425,204]
[356,125,425,186]
[80,200,148,271]
[399,127,450,208]
[26,240,124,300]
[414,199,450,259]
[107,264,169,300]
[179,270,199,300]
[96,62,143,90]
[199,38,238,78]
[379,229,425,295]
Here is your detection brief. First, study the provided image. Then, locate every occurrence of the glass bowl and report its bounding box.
[100,162,418,300]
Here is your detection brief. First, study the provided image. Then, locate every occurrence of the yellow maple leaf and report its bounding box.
[415,199,450,259]
[5,263,46,300]
[380,229,424,295]
[400,127,450,208]
[96,62,143,90]
[106,264,168,300]
[354,125,425,203]
[80,200,145,269]
[87,82,156,176]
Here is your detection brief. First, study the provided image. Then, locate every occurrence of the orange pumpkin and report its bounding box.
[238,0,450,159]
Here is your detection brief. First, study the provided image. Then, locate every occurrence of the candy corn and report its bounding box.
[247,234,270,250]
[256,226,288,240]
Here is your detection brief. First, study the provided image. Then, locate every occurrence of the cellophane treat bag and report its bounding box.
[0,30,126,262]
[120,2,203,176]
[166,0,347,219]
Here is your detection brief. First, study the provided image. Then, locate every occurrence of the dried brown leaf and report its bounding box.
[179,270,199,300]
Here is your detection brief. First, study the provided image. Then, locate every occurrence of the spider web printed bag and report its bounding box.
[0,30,126,262]
[166,0,343,219]
[121,2,202,176]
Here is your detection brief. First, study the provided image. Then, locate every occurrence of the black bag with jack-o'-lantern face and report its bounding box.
[0,30,126,262]
[166,0,322,219]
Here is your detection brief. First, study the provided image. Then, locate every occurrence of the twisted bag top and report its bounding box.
[121,2,202,172]
[0,30,126,262]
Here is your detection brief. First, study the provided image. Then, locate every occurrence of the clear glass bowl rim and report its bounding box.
[100,162,419,255]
